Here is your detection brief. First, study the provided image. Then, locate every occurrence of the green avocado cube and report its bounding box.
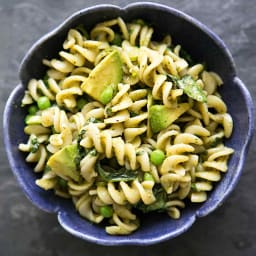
[47,144,79,182]
[149,103,190,133]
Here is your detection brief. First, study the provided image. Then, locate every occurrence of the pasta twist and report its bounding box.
[106,212,139,235]
[74,192,104,223]
[95,179,155,205]
[27,79,56,102]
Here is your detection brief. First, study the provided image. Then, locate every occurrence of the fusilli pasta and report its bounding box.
[19,17,234,235]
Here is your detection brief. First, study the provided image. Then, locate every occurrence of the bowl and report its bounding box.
[3,2,254,245]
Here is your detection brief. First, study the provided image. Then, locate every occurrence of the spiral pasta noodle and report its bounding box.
[19,17,234,235]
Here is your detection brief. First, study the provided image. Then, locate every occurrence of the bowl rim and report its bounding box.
[4,1,255,246]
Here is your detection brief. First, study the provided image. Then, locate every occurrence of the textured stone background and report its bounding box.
[1,0,256,255]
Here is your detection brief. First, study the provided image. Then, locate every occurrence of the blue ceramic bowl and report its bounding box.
[3,2,254,245]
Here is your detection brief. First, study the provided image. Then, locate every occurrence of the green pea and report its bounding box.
[144,172,154,182]
[100,86,114,104]
[100,205,113,218]
[150,149,165,165]
[37,96,51,110]
[77,98,87,110]
[28,105,38,115]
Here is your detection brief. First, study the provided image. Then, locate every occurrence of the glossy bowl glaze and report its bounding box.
[3,2,254,245]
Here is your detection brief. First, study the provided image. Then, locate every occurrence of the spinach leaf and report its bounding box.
[96,162,138,182]
[75,129,86,167]
[111,33,122,46]
[43,165,52,174]
[179,48,194,65]
[89,148,98,156]
[177,75,207,102]
[30,137,39,153]
[129,111,138,117]
[106,107,113,117]
[58,177,68,190]
[206,136,223,148]
[75,24,89,38]
[191,183,199,192]
[43,74,49,87]
[135,185,167,213]
[77,129,86,149]
[168,74,207,102]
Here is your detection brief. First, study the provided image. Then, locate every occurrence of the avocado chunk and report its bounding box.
[47,144,79,182]
[81,50,123,104]
[149,103,190,133]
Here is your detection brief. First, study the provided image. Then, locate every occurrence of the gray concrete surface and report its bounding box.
[1,0,256,255]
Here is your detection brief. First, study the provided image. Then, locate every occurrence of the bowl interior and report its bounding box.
[5,3,253,245]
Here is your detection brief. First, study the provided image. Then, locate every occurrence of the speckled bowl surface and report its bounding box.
[3,2,254,246]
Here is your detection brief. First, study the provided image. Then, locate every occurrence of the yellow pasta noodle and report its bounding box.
[19,17,234,235]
